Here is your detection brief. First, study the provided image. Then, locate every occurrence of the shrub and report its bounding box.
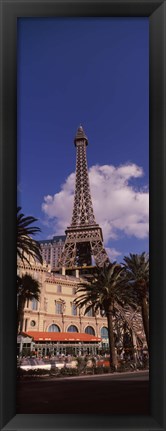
[76,356,88,373]
[103,366,112,373]
[17,367,50,378]
[94,366,105,374]
[59,367,79,377]
[94,366,112,374]
[50,368,60,377]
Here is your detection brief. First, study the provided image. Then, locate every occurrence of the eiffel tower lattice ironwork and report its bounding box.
[60,126,110,269]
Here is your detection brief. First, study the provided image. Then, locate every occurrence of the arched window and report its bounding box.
[100,327,108,338]
[48,324,60,332]
[85,326,95,335]
[67,325,78,332]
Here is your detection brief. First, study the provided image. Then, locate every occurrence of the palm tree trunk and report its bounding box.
[141,297,149,349]
[106,306,117,371]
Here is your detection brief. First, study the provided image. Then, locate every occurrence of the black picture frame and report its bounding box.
[0,0,165,430]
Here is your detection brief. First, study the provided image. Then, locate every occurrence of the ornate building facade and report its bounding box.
[18,256,146,356]
[17,258,109,354]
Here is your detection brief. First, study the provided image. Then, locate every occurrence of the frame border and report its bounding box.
[0,1,166,430]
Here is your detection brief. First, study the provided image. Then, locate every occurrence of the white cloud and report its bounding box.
[41,163,149,245]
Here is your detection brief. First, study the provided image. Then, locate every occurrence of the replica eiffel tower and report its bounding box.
[59,126,110,274]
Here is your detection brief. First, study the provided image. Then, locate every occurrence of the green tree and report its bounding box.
[17,274,41,333]
[123,252,149,349]
[17,206,43,265]
[75,263,130,371]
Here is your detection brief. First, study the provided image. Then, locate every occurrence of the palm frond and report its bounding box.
[17,273,41,300]
[17,207,43,264]
[122,252,149,304]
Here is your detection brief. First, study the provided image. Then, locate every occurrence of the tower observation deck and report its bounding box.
[59,126,110,271]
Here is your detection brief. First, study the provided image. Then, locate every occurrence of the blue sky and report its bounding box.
[17,17,149,262]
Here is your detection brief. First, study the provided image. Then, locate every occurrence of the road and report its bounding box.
[16,370,149,415]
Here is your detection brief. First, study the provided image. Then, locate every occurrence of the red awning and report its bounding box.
[26,331,101,342]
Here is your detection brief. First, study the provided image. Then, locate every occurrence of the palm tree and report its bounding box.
[17,274,41,333]
[74,262,130,371]
[17,206,43,265]
[123,252,149,349]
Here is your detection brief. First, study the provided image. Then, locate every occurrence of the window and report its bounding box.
[85,326,95,335]
[100,327,108,338]
[71,303,77,316]
[67,325,78,333]
[57,285,62,293]
[48,324,60,332]
[85,307,95,317]
[55,302,63,314]
[30,320,36,327]
[31,298,38,311]
[100,308,106,317]
[72,287,76,295]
